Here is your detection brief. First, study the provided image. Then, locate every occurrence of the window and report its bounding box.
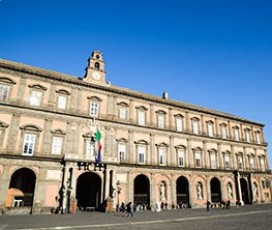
[138,110,146,126]
[224,152,230,169]
[0,84,10,101]
[119,107,127,120]
[51,137,63,155]
[207,121,214,137]
[233,127,240,141]
[192,118,199,135]
[260,157,265,171]
[248,155,255,170]
[0,77,15,102]
[85,137,95,160]
[255,132,261,144]
[22,134,36,156]
[158,147,166,166]
[57,95,67,109]
[158,114,165,128]
[237,154,243,169]
[89,102,99,117]
[138,146,146,164]
[245,129,251,142]
[118,143,126,161]
[220,124,227,139]
[176,116,183,132]
[94,62,100,70]
[29,90,42,106]
[210,150,217,169]
[177,148,185,167]
[194,149,202,167]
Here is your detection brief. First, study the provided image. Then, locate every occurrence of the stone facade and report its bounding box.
[0,51,271,214]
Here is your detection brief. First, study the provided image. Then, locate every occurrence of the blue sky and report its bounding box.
[1,0,272,166]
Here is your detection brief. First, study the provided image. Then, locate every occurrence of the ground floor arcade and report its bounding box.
[0,158,271,214]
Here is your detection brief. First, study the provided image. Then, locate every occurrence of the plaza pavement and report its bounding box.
[0,204,272,230]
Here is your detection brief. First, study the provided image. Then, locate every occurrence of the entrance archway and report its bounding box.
[76,172,101,210]
[210,177,221,202]
[134,174,150,206]
[240,178,250,204]
[8,168,36,208]
[176,176,189,205]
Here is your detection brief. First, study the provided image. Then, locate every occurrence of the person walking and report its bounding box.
[126,202,134,217]
[206,200,211,211]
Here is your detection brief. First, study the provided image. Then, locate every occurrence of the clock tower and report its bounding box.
[84,51,106,84]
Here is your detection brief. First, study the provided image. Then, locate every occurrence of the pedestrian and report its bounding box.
[126,202,134,217]
[206,200,211,211]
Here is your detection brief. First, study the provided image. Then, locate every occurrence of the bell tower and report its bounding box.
[84,51,106,84]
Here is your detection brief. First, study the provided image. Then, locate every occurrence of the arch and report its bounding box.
[210,177,221,202]
[240,178,250,204]
[7,168,36,210]
[0,77,16,84]
[94,62,100,70]
[76,172,102,211]
[176,176,190,205]
[134,174,150,206]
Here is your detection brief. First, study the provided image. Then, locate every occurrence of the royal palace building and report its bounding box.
[0,51,271,214]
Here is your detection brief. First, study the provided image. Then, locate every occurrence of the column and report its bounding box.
[128,130,134,164]
[16,76,27,104]
[150,173,156,209]
[203,141,208,169]
[168,108,172,130]
[188,176,194,207]
[169,135,174,167]
[48,83,56,108]
[217,143,222,169]
[149,133,155,165]
[185,111,190,133]
[7,114,20,153]
[186,138,191,168]
[215,118,219,138]
[230,145,235,170]
[201,115,205,135]
[235,171,244,205]
[150,103,154,127]
[41,119,52,156]
[171,174,177,208]
[206,176,211,202]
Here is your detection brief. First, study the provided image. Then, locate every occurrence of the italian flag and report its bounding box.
[95,129,102,164]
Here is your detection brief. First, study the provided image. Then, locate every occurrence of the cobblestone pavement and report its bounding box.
[0,204,272,230]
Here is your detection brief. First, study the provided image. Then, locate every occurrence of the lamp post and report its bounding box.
[116,180,121,212]
[59,155,66,214]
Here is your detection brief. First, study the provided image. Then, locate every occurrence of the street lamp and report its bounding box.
[116,180,121,212]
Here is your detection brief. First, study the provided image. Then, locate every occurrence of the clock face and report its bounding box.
[92,72,101,80]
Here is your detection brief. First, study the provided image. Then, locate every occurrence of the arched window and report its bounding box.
[94,62,100,70]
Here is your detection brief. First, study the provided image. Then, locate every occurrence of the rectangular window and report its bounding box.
[176,117,183,132]
[234,128,240,141]
[29,90,42,106]
[195,150,201,167]
[238,155,243,169]
[245,130,251,142]
[260,158,265,171]
[119,107,127,120]
[138,111,145,126]
[224,154,230,168]
[22,134,36,156]
[192,120,199,135]
[210,152,216,169]
[221,126,227,139]
[89,102,99,117]
[256,133,261,144]
[52,137,63,155]
[85,138,95,160]
[249,156,254,169]
[0,84,10,101]
[207,123,214,137]
[159,147,166,165]
[57,95,67,109]
[158,115,165,128]
[118,143,126,161]
[177,149,185,167]
[138,146,146,164]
